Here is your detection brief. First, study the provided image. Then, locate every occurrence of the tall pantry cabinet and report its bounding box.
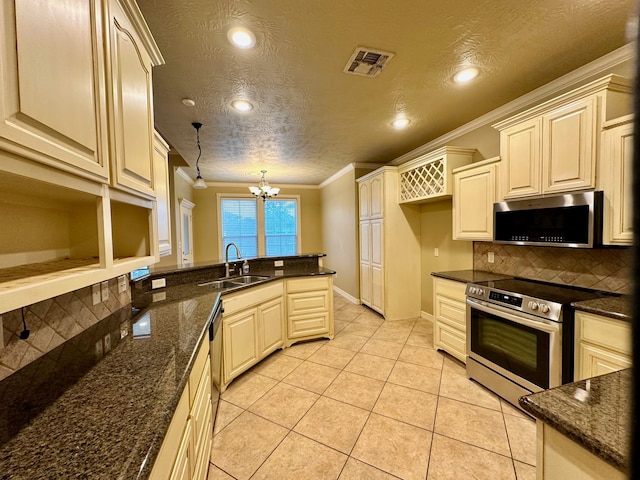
[358,167,421,320]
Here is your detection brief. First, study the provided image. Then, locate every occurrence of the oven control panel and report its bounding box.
[488,291,522,307]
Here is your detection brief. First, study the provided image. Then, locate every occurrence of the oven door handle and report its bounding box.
[466,298,560,333]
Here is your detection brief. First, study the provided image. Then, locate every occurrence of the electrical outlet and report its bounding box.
[488,251,495,263]
[151,278,166,289]
[91,284,101,305]
[117,275,127,294]
[95,339,103,359]
[103,333,111,354]
[120,321,129,339]
[101,281,109,302]
[274,260,284,267]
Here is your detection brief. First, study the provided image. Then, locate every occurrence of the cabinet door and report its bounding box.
[370,219,384,314]
[542,97,596,194]
[169,419,192,480]
[108,0,156,197]
[358,180,370,219]
[602,121,633,245]
[223,309,259,380]
[360,262,372,306]
[453,163,497,240]
[0,0,109,181]
[258,297,284,357]
[500,118,541,198]
[359,221,370,263]
[287,290,330,338]
[154,131,172,256]
[577,343,632,380]
[369,174,384,218]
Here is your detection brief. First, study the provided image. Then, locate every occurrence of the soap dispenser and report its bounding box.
[242,259,250,274]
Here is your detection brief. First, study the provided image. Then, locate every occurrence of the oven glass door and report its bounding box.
[468,303,553,389]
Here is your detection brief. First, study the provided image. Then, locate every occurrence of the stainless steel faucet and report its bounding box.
[224,242,242,277]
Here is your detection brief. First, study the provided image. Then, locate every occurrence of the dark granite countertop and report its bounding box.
[430,269,513,283]
[519,369,631,471]
[0,262,334,479]
[572,295,631,322]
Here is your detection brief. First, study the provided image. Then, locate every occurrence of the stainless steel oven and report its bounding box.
[466,279,604,409]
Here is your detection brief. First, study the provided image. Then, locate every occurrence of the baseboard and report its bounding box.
[420,311,434,323]
[333,285,360,305]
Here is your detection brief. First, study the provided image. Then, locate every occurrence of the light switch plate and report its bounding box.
[274,260,284,267]
[117,275,127,294]
[151,278,166,289]
[103,333,111,354]
[91,284,101,305]
[101,281,109,301]
[488,252,495,263]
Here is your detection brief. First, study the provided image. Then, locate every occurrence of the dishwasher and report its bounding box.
[208,294,223,434]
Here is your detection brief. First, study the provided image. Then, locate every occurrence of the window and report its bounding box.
[219,196,299,259]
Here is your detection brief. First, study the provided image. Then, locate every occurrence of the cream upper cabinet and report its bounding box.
[106,0,163,198]
[154,131,172,257]
[0,0,109,181]
[494,74,631,200]
[453,157,500,241]
[599,115,633,245]
[358,167,420,320]
[574,310,632,381]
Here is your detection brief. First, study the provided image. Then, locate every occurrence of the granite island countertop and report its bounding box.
[430,269,513,283]
[0,260,335,479]
[519,369,631,472]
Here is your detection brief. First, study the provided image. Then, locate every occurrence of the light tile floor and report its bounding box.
[208,294,537,480]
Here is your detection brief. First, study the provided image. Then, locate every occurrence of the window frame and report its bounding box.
[217,193,301,259]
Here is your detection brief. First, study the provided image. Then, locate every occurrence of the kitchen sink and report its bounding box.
[198,275,270,289]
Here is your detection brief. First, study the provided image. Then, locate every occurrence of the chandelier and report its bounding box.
[249,170,280,201]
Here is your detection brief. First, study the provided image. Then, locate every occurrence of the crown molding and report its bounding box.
[390,43,634,166]
[319,163,385,188]
[176,167,194,185]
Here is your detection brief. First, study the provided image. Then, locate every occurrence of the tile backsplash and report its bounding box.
[474,242,632,294]
[0,277,131,381]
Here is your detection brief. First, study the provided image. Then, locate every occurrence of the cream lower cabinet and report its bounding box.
[221,282,284,391]
[536,422,625,480]
[494,74,631,200]
[358,167,421,320]
[574,311,631,381]
[285,276,334,345]
[453,157,500,240]
[150,339,212,480]
[433,277,467,363]
[599,115,633,245]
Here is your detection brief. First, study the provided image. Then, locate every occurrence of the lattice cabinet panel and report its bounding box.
[398,146,475,204]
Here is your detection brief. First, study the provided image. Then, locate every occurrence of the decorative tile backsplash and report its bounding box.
[474,242,632,294]
[0,277,131,381]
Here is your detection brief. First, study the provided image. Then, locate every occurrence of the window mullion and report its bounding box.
[257,198,266,256]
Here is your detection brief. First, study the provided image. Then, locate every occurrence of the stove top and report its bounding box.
[466,278,609,322]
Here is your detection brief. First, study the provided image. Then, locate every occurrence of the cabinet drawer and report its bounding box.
[578,343,632,380]
[286,276,330,293]
[191,361,212,476]
[222,281,283,315]
[287,290,330,316]
[435,295,466,329]
[288,312,330,338]
[189,340,210,406]
[434,278,467,301]
[435,322,466,363]
[577,312,631,355]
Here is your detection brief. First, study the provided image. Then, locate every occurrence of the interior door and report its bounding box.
[179,199,195,265]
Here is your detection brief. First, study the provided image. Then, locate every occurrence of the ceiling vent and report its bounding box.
[343,46,395,77]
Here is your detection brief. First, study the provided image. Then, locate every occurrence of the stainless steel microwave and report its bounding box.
[493,191,603,248]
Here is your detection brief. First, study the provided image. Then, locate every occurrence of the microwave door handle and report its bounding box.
[466,298,560,334]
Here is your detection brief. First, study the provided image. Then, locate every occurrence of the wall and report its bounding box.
[192,184,322,264]
[0,276,131,381]
[474,242,632,294]
[420,200,474,315]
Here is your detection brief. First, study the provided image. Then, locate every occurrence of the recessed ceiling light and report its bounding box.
[453,67,479,84]
[227,27,256,49]
[231,99,254,112]
[392,117,411,129]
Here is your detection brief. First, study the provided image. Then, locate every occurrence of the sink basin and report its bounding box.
[198,275,269,289]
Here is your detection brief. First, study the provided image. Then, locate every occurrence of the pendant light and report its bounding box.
[192,122,207,189]
[249,170,280,201]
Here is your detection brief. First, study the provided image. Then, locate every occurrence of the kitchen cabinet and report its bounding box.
[452,157,500,241]
[574,311,631,381]
[221,282,284,391]
[599,115,633,245]
[0,0,110,182]
[154,131,172,256]
[0,0,163,315]
[433,277,467,363]
[285,276,334,344]
[398,146,474,204]
[149,338,212,480]
[358,167,421,320]
[494,74,632,200]
[536,422,625,480]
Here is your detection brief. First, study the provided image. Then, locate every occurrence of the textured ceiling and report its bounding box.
[137,0,635,185]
